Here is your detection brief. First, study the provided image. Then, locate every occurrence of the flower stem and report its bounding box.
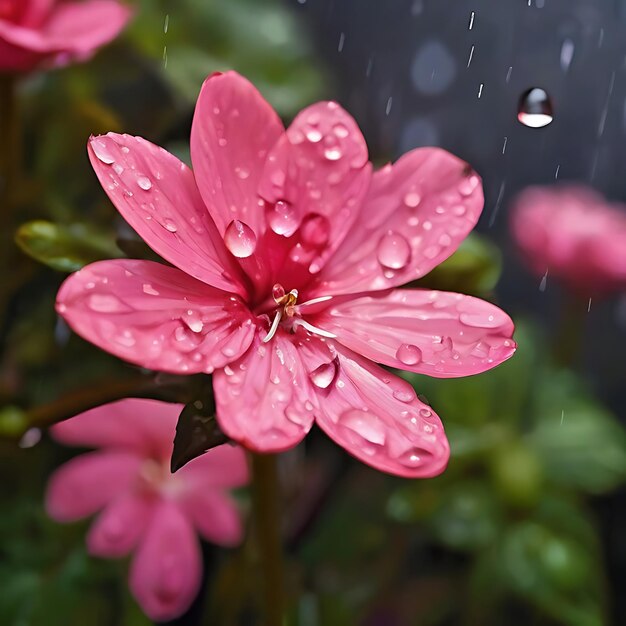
[250,452,285,626]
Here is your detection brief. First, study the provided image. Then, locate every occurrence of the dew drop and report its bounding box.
[305,127,323,143]
[272,283,286,301]
[267,200,299,237]
[333,123,349,138]
[518,87,554,128]
[163,218,177,233]
[337,409,386,446]
[392,386,416,403]
[309,361,337,389]
[137,175,152,190]
[377,231,411,270]
[396,343,423,365]
[142,283,160,296]
[88,293,124,313]
[91,139,115,164]
[300,214,331,247]
[397,447,426,468]
[324,146,343,161]
[224,220,257,258]
[404,191,421,207]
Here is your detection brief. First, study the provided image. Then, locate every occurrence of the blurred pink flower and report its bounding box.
[0,0,131,72]
[511,185,626,297]
[56,71,516,478]
[46,398,248,622]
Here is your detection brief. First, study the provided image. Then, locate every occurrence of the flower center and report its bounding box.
[262,283,336,343]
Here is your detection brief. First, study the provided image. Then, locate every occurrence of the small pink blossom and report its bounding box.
[56,71,516,478]
[0,0,131,72]
[511,185,626,297]
[45,398,248,622]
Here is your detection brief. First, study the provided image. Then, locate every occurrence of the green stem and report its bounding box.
[251,452,285,626]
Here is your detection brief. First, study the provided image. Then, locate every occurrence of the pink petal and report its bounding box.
[257,101,372,281]
[178,444,249,489]
[18,0,55,27]
[88,133,247,297]
[314,344,450,478]
[179,490,243,547]
[190,72,283,237]
[213,332,317,453]
[43,0,131,55]
[129,501,202,622]
[45,450,142,522]
[310,148,483,297]
[50,399,182,458]
[87,493,155,557]
[311,289,516,378]
[57,259,256,375]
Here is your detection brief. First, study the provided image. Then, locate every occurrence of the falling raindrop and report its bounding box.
[518,88,554,128]
[224,220,257,258]
[377,231,411,270]
[539,270,548,292]
[560,39,574,72]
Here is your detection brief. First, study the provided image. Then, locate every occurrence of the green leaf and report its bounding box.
[415,232,502,296]
[16,220,122,272]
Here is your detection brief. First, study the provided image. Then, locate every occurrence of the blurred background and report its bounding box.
[1,0,625,624]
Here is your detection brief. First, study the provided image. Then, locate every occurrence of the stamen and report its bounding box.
[291,318,337,339]
[263,309,283,343]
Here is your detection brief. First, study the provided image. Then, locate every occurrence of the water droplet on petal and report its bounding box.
[324,146,343,161]
[458,174,480,196]
[392,386,416,403]
[91,139,115,164]
[137,175,152,190]
[300,214,330,247]
[163,218,177,233]
[224,220,257,258]
[309,361,337,389]
[377,231,411,270]
[338,409,386,448]
[88,293,124,313]
[305,127,323,142]
[142,283,160,296]
[333,123,350,138]
[272,283,286,301]
[396,447,426,468]
[518,87,554,128]
[404,191,421,207]
[267,200,299,236]
[396,343,423,365]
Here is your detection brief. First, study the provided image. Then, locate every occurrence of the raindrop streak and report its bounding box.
[502,136,508,154]
[518,87,554,128]
[539,270,548,292]
[338,32,345,52]
[224,220,257,258]
[467,45,475,68]
[560,39,574,72]
[477,83,484,98]
[385,97,393,115]
[468,11,475,30]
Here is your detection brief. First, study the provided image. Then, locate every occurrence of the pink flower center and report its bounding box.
[261,282,336,343]
[138,459,183,497]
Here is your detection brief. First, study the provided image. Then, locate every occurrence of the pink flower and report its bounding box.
[511,185,626,297]
[0,0,131,72]
[45,398,248,622]
[56,71,516,478]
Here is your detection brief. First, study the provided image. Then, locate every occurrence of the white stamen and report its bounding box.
[291,318,337,339]
[263,309,283,343]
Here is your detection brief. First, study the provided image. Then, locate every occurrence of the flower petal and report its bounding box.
[190,71,283,236]
[213,333,316,453]
[57,259,256,375]
[87,493,155,557]
[43,0,132,55]
[179,444,249,489]
[311,289,516,378]
[88,133,247,296]
[314,345,450,478]
[257,101,372,280]
[45,450,141,522]
[129,502,202,622]
[179,490,243,547]
[50,399,182,458]
[311,148,483,296]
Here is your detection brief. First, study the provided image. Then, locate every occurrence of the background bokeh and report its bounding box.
[1,0,625,625]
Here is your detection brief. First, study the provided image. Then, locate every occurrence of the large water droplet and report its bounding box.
[300,214,330,247]
[396,343,423,365]
[518,87,554,128]
[137,175,152,190]
[309,361,337,389]
[377,231,411,270]
[324,146,343,161]
[91,139,115,164]
[88,293,124,313]
[224,220,257,258]
[338,409,386,446]
[267,200,299,237]
[404,191,421,208]
[396,447,427,468]
[272,283,286,302]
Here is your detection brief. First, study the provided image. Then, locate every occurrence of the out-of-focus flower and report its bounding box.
[511,185,626,297]
[56,71,516,479]
[0,0,131,73]
[45,398,248,621]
